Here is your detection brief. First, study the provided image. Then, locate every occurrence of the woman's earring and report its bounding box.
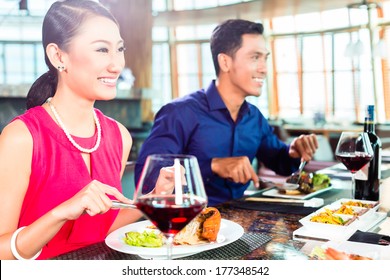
[57,65,65,72]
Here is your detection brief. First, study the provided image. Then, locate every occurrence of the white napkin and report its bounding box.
[378,217,390,236]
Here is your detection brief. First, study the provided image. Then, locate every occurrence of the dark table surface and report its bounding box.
[52,178,358,260]
[52,158,390,261]
[52,204,307,260]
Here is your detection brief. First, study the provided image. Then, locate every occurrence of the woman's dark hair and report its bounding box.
[26,0,118,109]
[210,19,264,77]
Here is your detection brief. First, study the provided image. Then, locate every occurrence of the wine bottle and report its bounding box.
[354,105,382,201]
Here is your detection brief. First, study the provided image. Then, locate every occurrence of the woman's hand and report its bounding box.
[52,180,131,221]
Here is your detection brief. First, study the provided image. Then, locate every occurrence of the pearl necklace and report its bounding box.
[46,97,101,153]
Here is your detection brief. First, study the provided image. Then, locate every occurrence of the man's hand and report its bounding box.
[211,156,259,188]
[289,133,319,161]
[154,164,186,195]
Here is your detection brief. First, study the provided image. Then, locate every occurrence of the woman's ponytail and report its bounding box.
[26,70,57,109]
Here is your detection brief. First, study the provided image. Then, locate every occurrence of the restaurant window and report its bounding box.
[0,42,45,86]
[382,2,390,120]
[177,44,200,97]
[151,25,171,110]
[152,43,171,110]
[321,9,350,29]
[173,24,216,97]
[0,44,4,85]
[332,32,356,122]
[380,25,390,121]
[270,5,388,123]
[0,0,56,16]
[201,42,215,89]
[301,35,331,118]
[5,44,32,84]
[175,24,215,41]
[172,0,251,11]
[334,29,375,122]
[273,36,300,118]
[152,0,167,12]
[174,0,219,10]
[0,0,52,95]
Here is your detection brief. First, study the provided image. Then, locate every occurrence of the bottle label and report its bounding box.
[355,163,369,180]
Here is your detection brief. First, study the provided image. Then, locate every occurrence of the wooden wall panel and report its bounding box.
[106,0,153,89]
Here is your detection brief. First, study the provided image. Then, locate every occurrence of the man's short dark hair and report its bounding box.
[210,19,264,76]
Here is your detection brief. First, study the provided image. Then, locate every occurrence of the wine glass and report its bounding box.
[133,154,208,259]
[335,132,374,199]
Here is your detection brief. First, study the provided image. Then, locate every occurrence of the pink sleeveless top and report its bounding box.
[15,106,123,259]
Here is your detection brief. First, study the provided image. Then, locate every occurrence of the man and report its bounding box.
[135,19,318,206]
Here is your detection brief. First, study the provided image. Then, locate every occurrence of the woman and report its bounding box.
[0,0,143,260]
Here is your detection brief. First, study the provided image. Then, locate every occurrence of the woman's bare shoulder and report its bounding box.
[116,121,132,143]
[0,119,32,148]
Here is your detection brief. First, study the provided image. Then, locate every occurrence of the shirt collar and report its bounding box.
[205,80,226,111]
[205,80,251,115]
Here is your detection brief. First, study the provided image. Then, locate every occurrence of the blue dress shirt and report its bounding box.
[135,80,300,206]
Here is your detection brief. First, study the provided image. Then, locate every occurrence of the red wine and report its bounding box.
[136,195,206,235]
[335,153,373,173]
[355,105,382,201]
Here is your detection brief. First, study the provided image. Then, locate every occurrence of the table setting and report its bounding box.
[105,218,245,259]
[293,131,390,259]
[52,143,390,260]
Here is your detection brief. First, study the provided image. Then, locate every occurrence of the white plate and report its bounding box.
[105,219,244,259]
[262,186,333,200]
[300,198,381,230]
[293,212,387,242]
[297,199,385,240]
[335,198,380,219]
[323,240,390,260]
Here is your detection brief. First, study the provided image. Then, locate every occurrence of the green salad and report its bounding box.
[312,173,331,190]
[123,230,164,247]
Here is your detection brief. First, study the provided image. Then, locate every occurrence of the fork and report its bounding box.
[286,161,307,185]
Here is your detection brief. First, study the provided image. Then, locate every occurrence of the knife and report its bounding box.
[111,200,137,209]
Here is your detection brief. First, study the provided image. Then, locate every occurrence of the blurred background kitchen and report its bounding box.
[1,0,390,194]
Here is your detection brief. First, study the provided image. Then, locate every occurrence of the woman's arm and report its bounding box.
[0,120,64,259]
[0,120,136,259]
[108,122,143,234]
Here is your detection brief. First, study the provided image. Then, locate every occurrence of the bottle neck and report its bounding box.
[364,106,375,133]
[364,120,375,133]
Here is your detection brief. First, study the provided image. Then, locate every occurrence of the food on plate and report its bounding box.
[123,230,164,247]
[342,200,379,209]
[334,204,367,216]
[285,172,312,194]
[333,205,355,215]
[310,246,373,260]
[282,172,331,195]
[174,207,221,245]
[309,208,354,226]
[123,207,221,247]
[311,173,331,191]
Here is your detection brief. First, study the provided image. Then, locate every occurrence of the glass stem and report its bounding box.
[351,173,356,199]
[166,235,174,260]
